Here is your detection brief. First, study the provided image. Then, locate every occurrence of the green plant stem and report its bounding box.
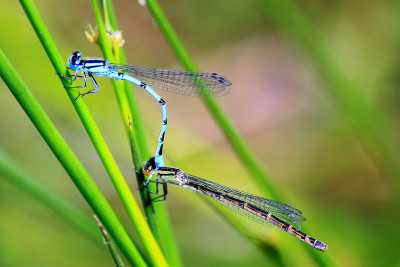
[94,215,125,267]
[0,48,147,267]
[255,0,400,189]
[19,0,167,265]
[94,1,181,265]
[0,150,102,247]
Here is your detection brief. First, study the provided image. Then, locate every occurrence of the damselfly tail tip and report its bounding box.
[315,240,328,251]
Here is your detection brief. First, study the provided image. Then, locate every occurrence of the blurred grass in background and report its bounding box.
[1,0,399,266]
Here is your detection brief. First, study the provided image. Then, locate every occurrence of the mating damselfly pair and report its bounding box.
[59,51,327,251]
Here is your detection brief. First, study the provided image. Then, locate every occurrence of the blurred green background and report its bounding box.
[1,0,399,266]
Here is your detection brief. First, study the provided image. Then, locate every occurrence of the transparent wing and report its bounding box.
[112,64,231,97]
[182,173,306,229]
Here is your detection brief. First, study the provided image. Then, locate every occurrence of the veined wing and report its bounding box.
[182,173,306,229]
[112,64,231,97]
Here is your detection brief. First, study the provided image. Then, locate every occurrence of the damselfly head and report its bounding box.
[68,51,82,71]
[143,157,156,175]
